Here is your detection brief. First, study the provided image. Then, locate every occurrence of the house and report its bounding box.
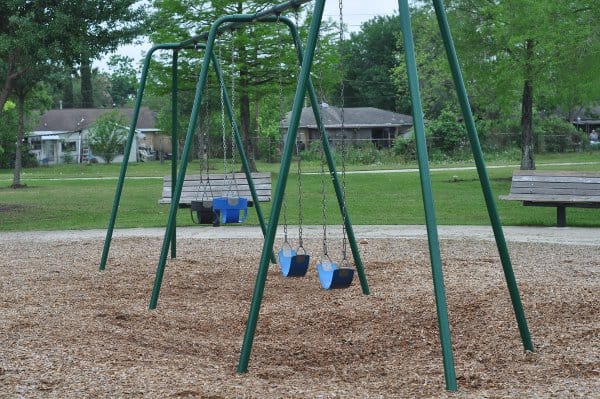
[279,105,413,150]
[29,107,169,165]
[571,108,600,136]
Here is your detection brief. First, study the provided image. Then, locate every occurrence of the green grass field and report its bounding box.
[1,153,600,231]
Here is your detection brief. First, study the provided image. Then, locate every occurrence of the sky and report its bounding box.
[94,0,400,71]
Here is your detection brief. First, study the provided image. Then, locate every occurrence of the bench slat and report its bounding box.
[160,173,272,205]
[500,170,600,226]
[511,170,600,177]
[511,175,600,184]
[508,186,600,196]
[500,194,600,203]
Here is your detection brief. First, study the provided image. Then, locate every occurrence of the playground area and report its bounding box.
[1,230,598,397]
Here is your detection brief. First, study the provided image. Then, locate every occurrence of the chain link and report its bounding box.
[219,40,228,196]
[293,6,306,250]
[338,0,349,261]
[320,140,328,257]
[297,141,304,249]
[274,17,289,244]
[230,31,237,171]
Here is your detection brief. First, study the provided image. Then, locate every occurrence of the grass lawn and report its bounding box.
[1,153,600,231]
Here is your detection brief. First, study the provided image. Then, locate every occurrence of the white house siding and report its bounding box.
[28,130,139,165]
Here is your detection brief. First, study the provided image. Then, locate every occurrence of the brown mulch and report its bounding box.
[0,235,598,398]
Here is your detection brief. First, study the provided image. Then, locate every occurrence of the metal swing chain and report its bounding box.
[196,71,211,203]
[276,16,289,245]
[293,8,306,251]
[320,136,328,258]
[229,31,239,196]
[338,0,349,263]
[296,140,304,249]
[219,39,229,197]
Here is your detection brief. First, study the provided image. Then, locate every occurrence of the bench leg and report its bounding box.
[556,206,566,227]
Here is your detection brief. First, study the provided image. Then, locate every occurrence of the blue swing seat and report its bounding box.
[317,259,354,290]
[278,246,310,277]
[212,196,248,224]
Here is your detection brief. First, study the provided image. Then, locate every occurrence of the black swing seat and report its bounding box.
[190,200,220,227]
[159,172,272,208]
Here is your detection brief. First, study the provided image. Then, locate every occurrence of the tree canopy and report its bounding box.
[0,0,148,113]
[449,0,600,168]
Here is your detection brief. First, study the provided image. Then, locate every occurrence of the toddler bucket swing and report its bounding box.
[191,82,220,226]
[212,35,249,224]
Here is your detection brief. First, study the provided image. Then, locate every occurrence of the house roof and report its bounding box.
[33,107,158,133]
[280,105,413,129]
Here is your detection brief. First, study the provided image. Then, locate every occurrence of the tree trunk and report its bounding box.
[11,93,26,188]
[63,72,74,108]
[0,51,20,116]
[253,100,260,160]
[520,39,536,170]
[0,77,14,117]
[81,57,94,108]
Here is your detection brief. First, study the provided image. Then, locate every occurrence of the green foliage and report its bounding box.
[148,1,342,169]
[343,15,401,111]
[476,118,521,152]
[426,108,467,155]
[255,113,280,163]
[535,116,583,153]
[106,55,139,107]
[393,131,417,162]
[0,1,148,113]
[345,143,381,165]
[0,105,18,168]
[450,0,600,165]
[392,5,454,117]
[86,110,128,164]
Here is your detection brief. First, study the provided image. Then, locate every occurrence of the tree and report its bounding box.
[449,0,600,169]
[149,0,340,171]
[106,55,139,107]
[0,1,148,115]
[342,15,402,111]
[0,101,18,168]
[74,1,148,108]
[86,110,128,164]
[391,5,457,119]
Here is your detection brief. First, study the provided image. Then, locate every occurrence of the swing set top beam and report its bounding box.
[173,0,313,49]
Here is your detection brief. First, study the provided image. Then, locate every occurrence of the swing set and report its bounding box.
[98,0,534,391]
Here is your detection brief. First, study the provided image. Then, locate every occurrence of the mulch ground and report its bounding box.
[0,234,598,398]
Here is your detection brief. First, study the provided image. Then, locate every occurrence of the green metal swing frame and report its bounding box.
[98,0,534,391]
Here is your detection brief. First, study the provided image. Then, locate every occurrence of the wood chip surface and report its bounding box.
[0,234,598,398]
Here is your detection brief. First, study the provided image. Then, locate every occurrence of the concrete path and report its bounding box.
[2,225,597,246]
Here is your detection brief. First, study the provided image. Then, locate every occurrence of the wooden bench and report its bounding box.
[500,170,600,227]
[159,172,272,207]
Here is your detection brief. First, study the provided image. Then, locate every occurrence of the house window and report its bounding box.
[62,141,77,152]
[31,139,42,150]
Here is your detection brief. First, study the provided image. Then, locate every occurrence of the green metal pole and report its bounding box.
[306,90,370,294]
[170,49,179,259]
[149,14,276,309]
[237,0,326,373]
[431,0,533,352]
[398,0,457,391]
[210,51,276,264]
[99,43,182,272]
[278,16,369,295]
[148,41,219,310]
